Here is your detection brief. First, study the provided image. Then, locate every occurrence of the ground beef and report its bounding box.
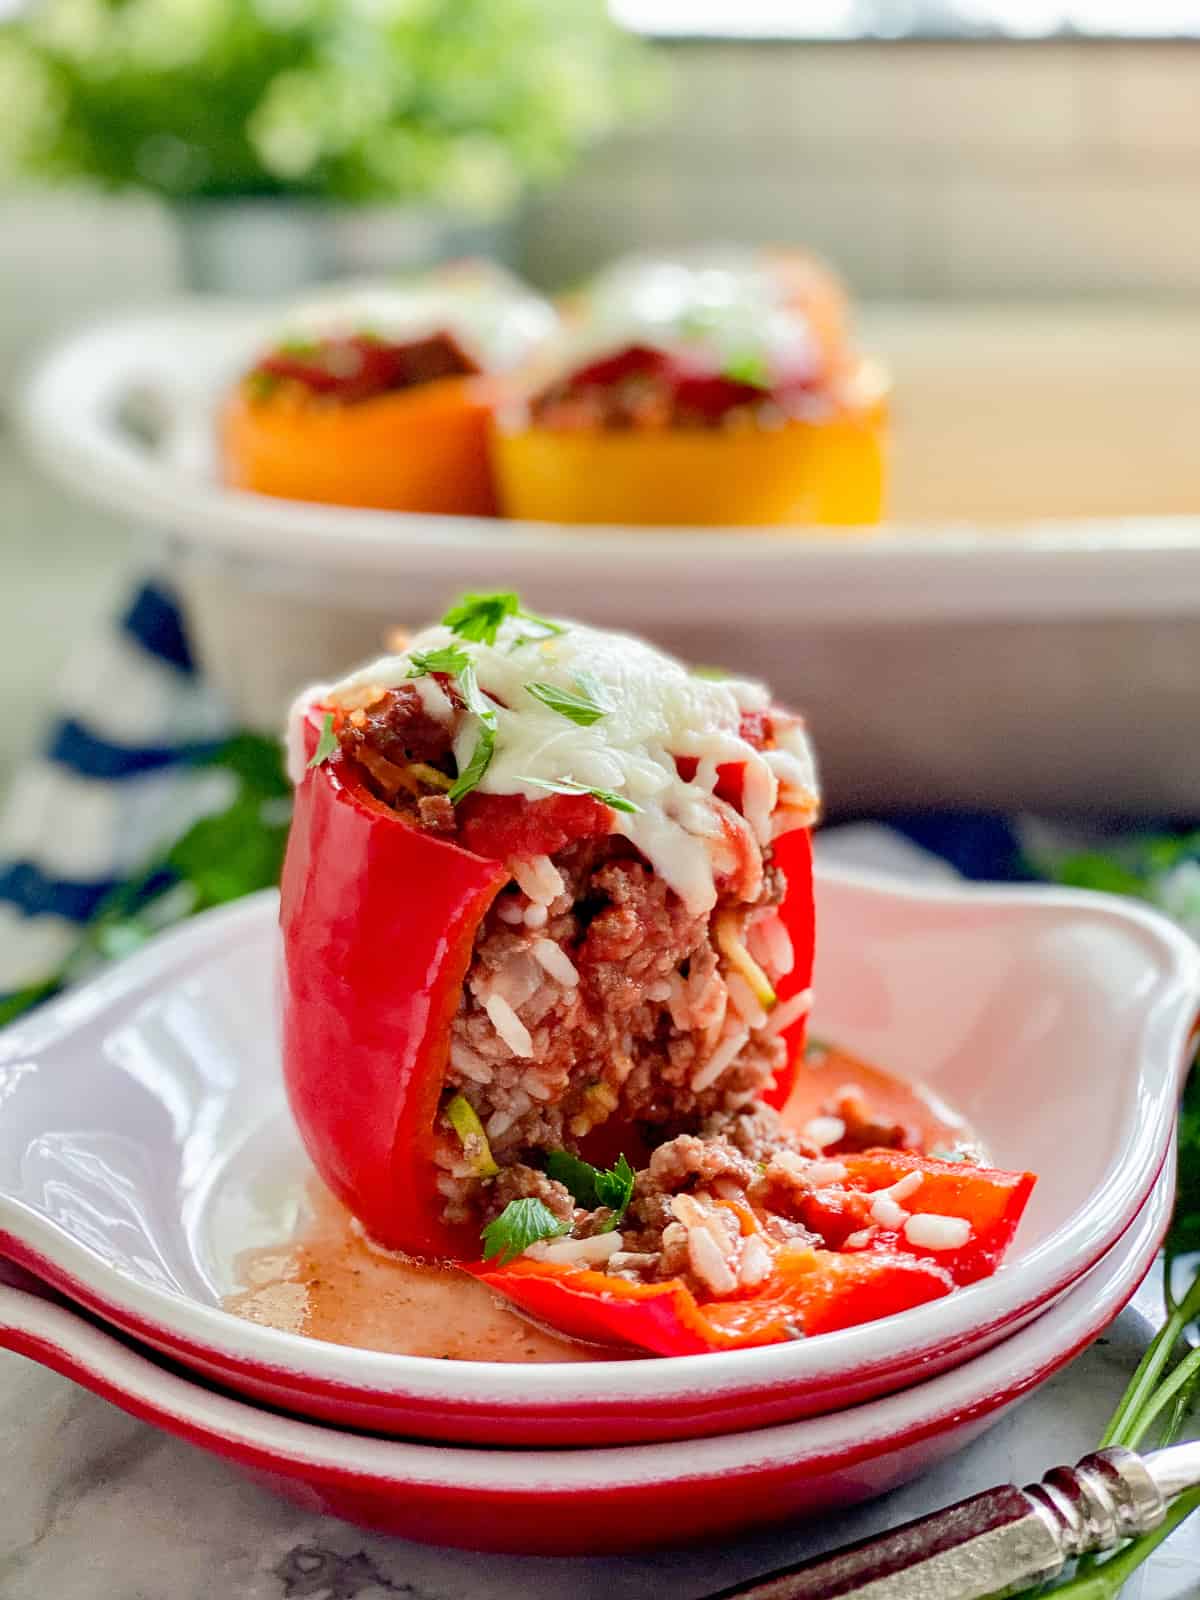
[828,1086,921,1154]
[444,837,787,1181]
[529,343,802,433]
[253,330,479,405]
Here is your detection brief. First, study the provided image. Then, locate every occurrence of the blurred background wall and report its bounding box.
[4,37,1200,388]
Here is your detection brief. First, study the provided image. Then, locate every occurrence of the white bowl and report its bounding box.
[18,305,1200,811]
[0,866,1194,1444]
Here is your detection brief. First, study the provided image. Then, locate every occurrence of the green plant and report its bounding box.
[0,0,659,210]
[0,733,291,1027]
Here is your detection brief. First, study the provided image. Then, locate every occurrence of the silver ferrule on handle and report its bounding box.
[708,1446,1174,1600]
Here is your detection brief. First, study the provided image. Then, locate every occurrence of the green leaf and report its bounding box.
[195,733,290,798]
[515,775,640,815]
[545,1150,635,1230]
[480,1199,570,1266]
[443,592,566,648]
[724,351,771,389]
[526,679,609,727]
[442,592,520,646]
[447,661,498,802]
[407,645,471,679]
[306,713,338,769]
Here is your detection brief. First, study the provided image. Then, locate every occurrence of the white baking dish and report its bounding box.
[18,300,1200,814]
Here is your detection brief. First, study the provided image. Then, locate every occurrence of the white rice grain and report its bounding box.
[484,993,533,1058]
[686,1224,739,1296]
[806,1159,849,1185]
[843,1227,877,1251]
[496,899,526,926]
[691,1025,750,1093]
[748,910,795,980]
[510,854,564,906]
[725,971,770,1030]
[448,1040,494,1084]
[870,1194,910,1230]
[523,903,548,929]
[532,938,580,988]
[738,1233,774,1287]
[904,1214,972,1251]
[764,987,813,1036]
[527,1232,625,1266]
[802,1115,845,1150]
[885,1171,925,1204]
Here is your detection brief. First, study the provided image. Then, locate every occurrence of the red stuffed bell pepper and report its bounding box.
[279,596,819,1263]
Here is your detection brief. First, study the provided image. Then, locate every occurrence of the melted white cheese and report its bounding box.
[538,255,820,393]
[296,616,819,915]
[272,263,558,373]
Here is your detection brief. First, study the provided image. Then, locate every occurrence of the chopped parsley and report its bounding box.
[526,675,611,727]
[448,660,498,803]
[545,1151,635,1232]
[445,1094,498,1178]
[724,350,771,389]
[442,591,565,648]
[481,1198,570,1266]
[306,712,338,769]
[407,645,471,679]
[516,775,640,815]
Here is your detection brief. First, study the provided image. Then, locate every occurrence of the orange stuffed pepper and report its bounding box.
[220,266,556,515]
[493,251,887,529]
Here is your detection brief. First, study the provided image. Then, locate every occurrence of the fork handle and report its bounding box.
[706,1448,1167,1600]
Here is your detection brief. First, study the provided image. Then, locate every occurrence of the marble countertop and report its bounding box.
[1,1273,1198,1600]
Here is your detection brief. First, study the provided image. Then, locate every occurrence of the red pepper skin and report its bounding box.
[469,1246,953,1357]
[279,733,508,1259]
[832,1152,1037,1286]
[762,824,816,1110]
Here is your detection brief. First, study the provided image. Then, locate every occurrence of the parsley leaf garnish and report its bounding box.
[407,645,471,679]
[306,712,338,769]
[442,592,566,649]
[724,350,771,389]
[481,1198,570,1266]
[442,592,520,645]
[448,660,498,803]
[516,775,640,815]
[526,677,610,727]
[545,1151,635,1232]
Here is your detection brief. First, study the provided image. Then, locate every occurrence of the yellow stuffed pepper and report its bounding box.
[493,252,887,529]
[220,266,557,516]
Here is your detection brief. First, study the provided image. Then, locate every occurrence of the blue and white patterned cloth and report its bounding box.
[0,579,232,1003]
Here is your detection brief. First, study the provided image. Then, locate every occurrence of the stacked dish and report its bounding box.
[0,862,1194,1552]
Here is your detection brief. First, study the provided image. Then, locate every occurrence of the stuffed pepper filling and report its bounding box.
[528,343,831,433]
[245,329,481,407]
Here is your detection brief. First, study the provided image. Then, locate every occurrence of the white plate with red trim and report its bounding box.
[0,867,1194,1445]
[0,1148,1172,1555]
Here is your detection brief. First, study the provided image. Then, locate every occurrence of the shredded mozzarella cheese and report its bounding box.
[306,615,819,915]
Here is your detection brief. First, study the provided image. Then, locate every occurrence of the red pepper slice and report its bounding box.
[280,706,815,1258]
[827,1152,1038,1285]
[469,1244,955,1356]
[763,825,815,1110]
[471,1153,1034,1354]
